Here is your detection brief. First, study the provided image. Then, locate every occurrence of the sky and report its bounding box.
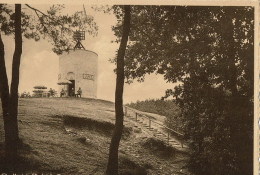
[3,4,174,103]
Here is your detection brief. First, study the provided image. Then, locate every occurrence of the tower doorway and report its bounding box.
[67,72,75,97]
[68,80,75,97]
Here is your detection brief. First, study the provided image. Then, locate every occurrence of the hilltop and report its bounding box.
[0,98,189,175]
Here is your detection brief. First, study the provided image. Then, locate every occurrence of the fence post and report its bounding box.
[125,106,127,117]
[167,131,170,145]
[148,117,151,128]
[135,112,138,122]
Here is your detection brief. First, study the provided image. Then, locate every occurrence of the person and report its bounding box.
[60,88,65,97]
[77,87,82,98]
[48,88,53,97]
[71,88,75,97]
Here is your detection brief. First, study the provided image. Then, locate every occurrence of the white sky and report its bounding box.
[3,4,174,103]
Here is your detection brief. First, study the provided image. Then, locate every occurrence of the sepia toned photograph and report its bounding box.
[0,1,257,175]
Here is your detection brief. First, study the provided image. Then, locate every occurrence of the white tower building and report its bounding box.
[58,31,98,98]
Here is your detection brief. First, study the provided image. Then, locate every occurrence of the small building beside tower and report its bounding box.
[58,31,98,98]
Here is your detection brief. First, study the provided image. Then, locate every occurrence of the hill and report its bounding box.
[0,98,189,175]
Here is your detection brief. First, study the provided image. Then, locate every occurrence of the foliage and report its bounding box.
[112,6,253,175]
[0,4,98,54]
[127,99,183,133]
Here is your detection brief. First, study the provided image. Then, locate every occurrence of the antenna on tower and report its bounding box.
[73,30,86,50]
[73,5,88,50]
[83,4,87,17]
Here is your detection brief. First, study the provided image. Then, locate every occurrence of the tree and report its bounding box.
[106,5,131,175]
[112,6,253,175]
[0,4,97,161]
[0,4,22,162]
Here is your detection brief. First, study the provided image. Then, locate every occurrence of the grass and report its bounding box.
[0,98,190,175]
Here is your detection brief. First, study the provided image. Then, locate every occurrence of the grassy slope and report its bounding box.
[0,98,189,175]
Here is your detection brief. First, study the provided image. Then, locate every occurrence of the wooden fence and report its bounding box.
[124,106,184,148]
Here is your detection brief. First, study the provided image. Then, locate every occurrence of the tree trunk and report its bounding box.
[106,5,131,175]
[0,4,22,161]
[0,30,11,146]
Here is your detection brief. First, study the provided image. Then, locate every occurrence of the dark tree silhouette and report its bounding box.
[0,4,22,161]
[112,6,253,175]
[106,5,131,175]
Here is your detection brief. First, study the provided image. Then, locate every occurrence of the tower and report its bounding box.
[58,31,98,98]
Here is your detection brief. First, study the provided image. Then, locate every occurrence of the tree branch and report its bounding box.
[25,4,72,48]
[25,4,64,27]
[25,4,53,20]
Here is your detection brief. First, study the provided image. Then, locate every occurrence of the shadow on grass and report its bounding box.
[0,140,64,174]
[0,140,38,173]
[63,115,132,138]
[142,138,177,159]
[119,155,152,175]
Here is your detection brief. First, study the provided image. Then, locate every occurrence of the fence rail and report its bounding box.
[124,106,184,148]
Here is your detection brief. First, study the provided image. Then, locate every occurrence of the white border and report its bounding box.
[0,0,258,174]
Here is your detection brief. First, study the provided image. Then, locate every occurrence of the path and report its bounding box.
[123,106,189,153]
